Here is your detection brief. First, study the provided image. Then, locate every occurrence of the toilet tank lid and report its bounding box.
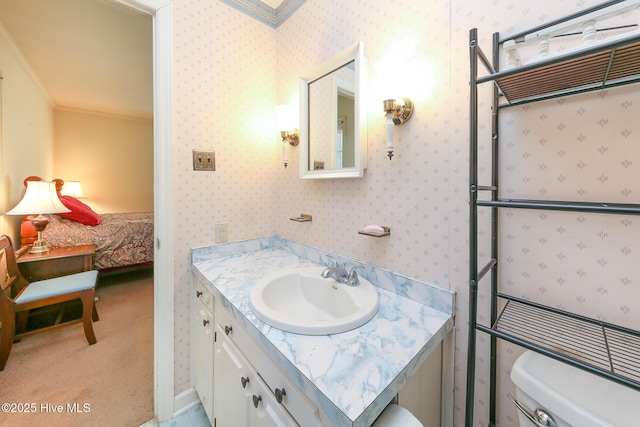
[511,351,639,426]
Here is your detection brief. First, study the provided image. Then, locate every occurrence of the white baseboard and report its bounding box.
[137,389,200,426]
[173,388,201,418]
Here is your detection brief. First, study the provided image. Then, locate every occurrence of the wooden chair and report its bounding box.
[0,235,98,371]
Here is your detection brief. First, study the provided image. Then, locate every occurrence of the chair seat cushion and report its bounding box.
[15,270,98,304]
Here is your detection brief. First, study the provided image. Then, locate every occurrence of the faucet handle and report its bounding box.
[325,255,338,268]
[347,266,364,287]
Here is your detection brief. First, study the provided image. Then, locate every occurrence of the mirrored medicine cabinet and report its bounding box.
[299,42,368,179]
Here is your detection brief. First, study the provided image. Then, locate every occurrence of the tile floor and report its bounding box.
[143,404,211,427]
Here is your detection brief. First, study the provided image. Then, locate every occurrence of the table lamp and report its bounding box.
[61,181,86,198]
[7,181,71,254]
[60,181,87,199]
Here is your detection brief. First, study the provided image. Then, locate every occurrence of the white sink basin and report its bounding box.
[249,266,379,335]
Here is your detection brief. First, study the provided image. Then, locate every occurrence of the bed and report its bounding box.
[19,177,154,271]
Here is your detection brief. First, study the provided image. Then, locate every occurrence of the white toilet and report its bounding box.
[511,350,640,426]
[371,403,423,427]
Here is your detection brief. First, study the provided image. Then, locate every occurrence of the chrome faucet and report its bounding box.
[321,256,348,282]
[321,256,363,287]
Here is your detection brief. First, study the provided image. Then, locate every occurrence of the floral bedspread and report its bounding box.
[42,212,154,270]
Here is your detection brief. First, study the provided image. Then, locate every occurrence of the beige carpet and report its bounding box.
[0,268,154,427]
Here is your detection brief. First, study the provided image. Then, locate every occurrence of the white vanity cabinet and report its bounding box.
[193,242,455,426]
[194,280,215,424]
[214,298,328,427]
[214,320,297,427]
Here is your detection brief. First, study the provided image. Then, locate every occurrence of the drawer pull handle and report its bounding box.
[196,290,202,298]
[275,388,286,404]
[241,376,249,388]
[252,395,261,408]
[202,319,209,327]
[224,325,233,335]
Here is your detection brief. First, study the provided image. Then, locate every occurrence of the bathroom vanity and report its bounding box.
[191,236,454,427]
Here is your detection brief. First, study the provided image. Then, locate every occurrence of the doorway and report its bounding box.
[0,0,173,423]
[112,0,174,422]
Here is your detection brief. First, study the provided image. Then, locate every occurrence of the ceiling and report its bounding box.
[0,0,153,119]
[0,0,298,120]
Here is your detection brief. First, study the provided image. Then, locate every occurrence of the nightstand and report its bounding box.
[17,244,97,282]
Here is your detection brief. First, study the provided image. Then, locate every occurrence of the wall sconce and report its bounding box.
[382,97,414,159]
[276,104,299,168]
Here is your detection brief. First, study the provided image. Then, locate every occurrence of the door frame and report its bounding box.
[113,0,174,422]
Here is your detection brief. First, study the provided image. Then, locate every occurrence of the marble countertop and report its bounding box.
[191,237,454,427]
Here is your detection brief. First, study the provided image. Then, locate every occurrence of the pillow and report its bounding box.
[58,195,101,226]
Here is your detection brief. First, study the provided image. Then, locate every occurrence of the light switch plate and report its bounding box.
[193,149,215,171]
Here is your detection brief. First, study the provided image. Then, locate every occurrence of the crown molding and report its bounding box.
[219,0,306,28]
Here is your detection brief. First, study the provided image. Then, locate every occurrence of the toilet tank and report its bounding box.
[510,350,639,427]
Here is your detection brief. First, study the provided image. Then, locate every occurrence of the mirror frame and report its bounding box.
[299,42,368,179]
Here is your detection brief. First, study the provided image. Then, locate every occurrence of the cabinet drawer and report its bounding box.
[196,280,215,313]
[216,301,324,426]
[250,372,299,427]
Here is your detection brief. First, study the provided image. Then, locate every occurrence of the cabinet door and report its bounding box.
[248,377,298,427]
[214,323,251,426]
[194,299,214,423]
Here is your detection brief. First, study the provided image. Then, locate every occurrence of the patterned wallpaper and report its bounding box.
[173,0,639,426]
[173,0,279,389]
